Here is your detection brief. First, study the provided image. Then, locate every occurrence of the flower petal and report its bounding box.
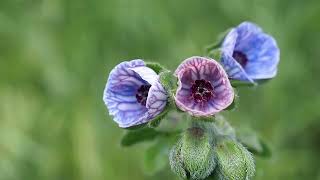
[221,53,254,82]
[129,66,158,85]
[235,22,262,47]
[103,60,150,128]
[221,28,238,56]
[175,57,234,116]
[146,80,168,119]
[241,34,280,79]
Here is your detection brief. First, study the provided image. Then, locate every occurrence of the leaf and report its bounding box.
[120,128,160,147]
[224,88,238,111]
[148,106,170,128]
[146,62,166,74]
[155,111,189,133]
[205,28,232,54]
[230,79,256,87]
[213,115,236,138]
[124,123,147,130]
[143,138,170,175]
[230,79,272,88]
[237,127,272,157]
[208,49,222,62]
[255,79,271,85]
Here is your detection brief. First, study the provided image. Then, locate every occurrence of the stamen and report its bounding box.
[191,79,214,103]
[232,51,248,67]
[136,85,151,106]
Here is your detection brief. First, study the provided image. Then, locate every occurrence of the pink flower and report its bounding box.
[174,56,234,116]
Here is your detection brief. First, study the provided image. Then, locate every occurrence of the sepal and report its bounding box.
[146,62,166,74]
[169,126,216,180]
[159,70,178,100]
[206,28,232,54]
[237,127,272,157]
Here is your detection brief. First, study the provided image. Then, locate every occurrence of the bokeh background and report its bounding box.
[1,0,320,179]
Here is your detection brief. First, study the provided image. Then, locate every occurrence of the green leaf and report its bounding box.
[146,62,166,74]
[120,128,160,147]
[224,88,238,111]
[230,79,272,88]
[148,106,170,128]
[237,127,272,157]
[155,111,190,133]
[214,136,255,180]
[124,123,147,130]
[208,49,222,61]
[213,115,236,138]
[230,79,256,87]
[143,138,169,175]
[255,79,271,85]
[205,28,232,54]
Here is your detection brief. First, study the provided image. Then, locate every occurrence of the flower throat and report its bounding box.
[191,79,214,103]
[136,85,151,106]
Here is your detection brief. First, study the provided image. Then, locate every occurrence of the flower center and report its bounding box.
[232,51,248,67]
[136,85,151,106]
[191,79,214,103]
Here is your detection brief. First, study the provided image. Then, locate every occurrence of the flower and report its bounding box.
[174,56,234,116]
[103,60,168,128]
[220,22,280,83]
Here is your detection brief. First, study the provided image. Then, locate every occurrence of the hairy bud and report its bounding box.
[169,127,216,180]
[213,136,255,180]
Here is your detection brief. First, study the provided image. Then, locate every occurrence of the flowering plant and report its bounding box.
[103,21,279,180]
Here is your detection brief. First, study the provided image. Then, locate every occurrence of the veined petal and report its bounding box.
[175,57,234,116]
[129,66,158,85]
[220,21,280,82]
[235,22,262,44]
[221,53,254,82]
[103,60,149,128]
[221,28,238,56]
[243,34,280,79]
[146,81,168,119]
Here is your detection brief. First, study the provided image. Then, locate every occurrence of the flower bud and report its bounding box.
[169,127,216,180]
[214,136,255,180]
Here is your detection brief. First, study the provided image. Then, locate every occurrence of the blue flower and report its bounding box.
[220,22,280,83]
[103,60,168,128]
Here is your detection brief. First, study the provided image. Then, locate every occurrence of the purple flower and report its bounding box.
[174,56,234,116]
[221,22,280,83]
[103,60,167,128]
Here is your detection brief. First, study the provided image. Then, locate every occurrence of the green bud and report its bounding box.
[214,136,255,180]
[169,127,216,180]
[169,140,187,179]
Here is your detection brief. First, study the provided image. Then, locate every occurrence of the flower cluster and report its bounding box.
[102,21,279,180]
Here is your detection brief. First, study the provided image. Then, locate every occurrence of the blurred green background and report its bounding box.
[1,0,320,179]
